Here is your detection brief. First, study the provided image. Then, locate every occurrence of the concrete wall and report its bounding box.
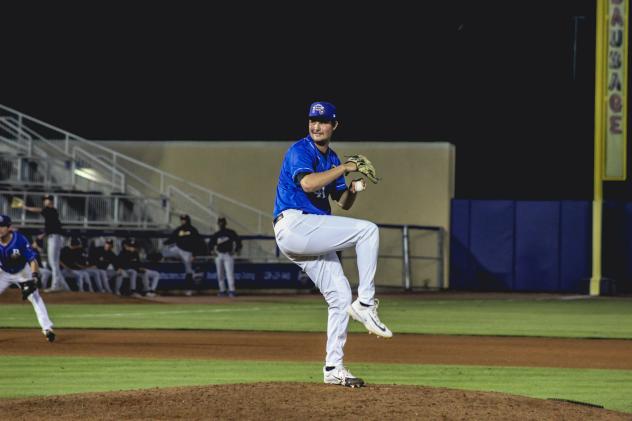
[103,140,455,288]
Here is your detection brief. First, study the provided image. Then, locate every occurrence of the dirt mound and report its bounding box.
[1,382,628,421]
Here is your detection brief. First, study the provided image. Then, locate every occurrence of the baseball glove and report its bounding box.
[19,280,37,300]
[10,196,24,208]
[344,154,381,184]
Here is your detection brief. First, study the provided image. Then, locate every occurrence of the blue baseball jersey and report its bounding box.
[274,136,347,218]
[0,231,37,274]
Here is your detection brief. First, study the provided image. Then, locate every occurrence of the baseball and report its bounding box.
[353,179,365,192]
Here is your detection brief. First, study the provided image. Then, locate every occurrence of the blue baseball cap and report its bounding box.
[308,101,337,121]
[0,214,12,227]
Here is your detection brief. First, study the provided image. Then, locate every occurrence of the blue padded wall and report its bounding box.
[623,203,632,293]
[559,201,591,293]
[450,199,592,292]
[469,200,515,290]
[602,202,632,294]
[449,200,473,290]
[514,201,560,291]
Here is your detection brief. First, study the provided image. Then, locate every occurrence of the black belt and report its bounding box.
[273,213,284,227]
[273,211,308,227]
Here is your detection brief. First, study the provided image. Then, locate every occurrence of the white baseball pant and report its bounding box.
[0,266,54,331]
[84,268,109,292]
[39,268,52,289]
[115,269,139,294]
[162,245,193,274]
[144,269,161,291]
[215,252,235,293]
[47,234,70,291]
[62,268,93,292]
[98,269,118,293]
[273,209,379,367]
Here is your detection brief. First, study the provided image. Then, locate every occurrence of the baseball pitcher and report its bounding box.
[272,101,392,388]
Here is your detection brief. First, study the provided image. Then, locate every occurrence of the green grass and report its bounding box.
[2,296,632,338]
[1,356,631,413]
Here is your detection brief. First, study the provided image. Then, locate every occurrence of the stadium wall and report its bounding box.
[102,141,455,289]
[450,200,593,293]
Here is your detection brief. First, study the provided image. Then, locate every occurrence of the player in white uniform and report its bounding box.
[272,101,392,388]
[0,215,55,342]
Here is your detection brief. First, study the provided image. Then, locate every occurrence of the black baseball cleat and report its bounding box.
[43,329,56,343]
[343,377,365,388]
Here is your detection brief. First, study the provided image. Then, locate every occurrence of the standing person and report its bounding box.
[0,215,55,342]
[208,217,242,297]
[162,214,203,296]
[30,237,52,289]
[20,194,70,292]
[272,101,392,388]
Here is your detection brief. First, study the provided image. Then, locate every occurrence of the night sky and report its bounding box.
[3,1,630,200]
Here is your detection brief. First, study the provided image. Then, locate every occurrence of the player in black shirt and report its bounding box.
[60,237,93,292]
[88,238,119,293]
[208,217,242,297]
[116,238,147,296]
[162,214,205,296]
[21,194,70,291]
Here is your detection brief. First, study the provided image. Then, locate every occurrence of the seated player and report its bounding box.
[141,251,162,297]
[88,238,119,294]
[60,238,93,292]
[117,238,148,296]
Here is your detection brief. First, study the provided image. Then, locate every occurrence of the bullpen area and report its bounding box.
[1,290,632,420]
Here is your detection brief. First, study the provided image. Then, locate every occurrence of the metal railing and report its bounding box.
[382,224,444,290]
[72,146,125,192]
[0,104,273,234]
[339,224,445,289]
[140,224,446,288]
[15,221,445,289]
[1,190,168,229]
[0,154,51,186]
[0,137,123,194]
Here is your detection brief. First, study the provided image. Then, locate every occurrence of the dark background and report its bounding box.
[2,1,630,200]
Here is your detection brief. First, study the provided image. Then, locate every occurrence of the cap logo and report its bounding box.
[311,104,325,115]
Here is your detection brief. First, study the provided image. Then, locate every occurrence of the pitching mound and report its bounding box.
[1,383,628,420]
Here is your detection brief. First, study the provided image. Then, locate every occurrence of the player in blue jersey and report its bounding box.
[0,215,56,342]
[273,101,392,388]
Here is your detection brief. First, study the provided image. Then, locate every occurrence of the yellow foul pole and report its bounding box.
[591,0,606,296]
